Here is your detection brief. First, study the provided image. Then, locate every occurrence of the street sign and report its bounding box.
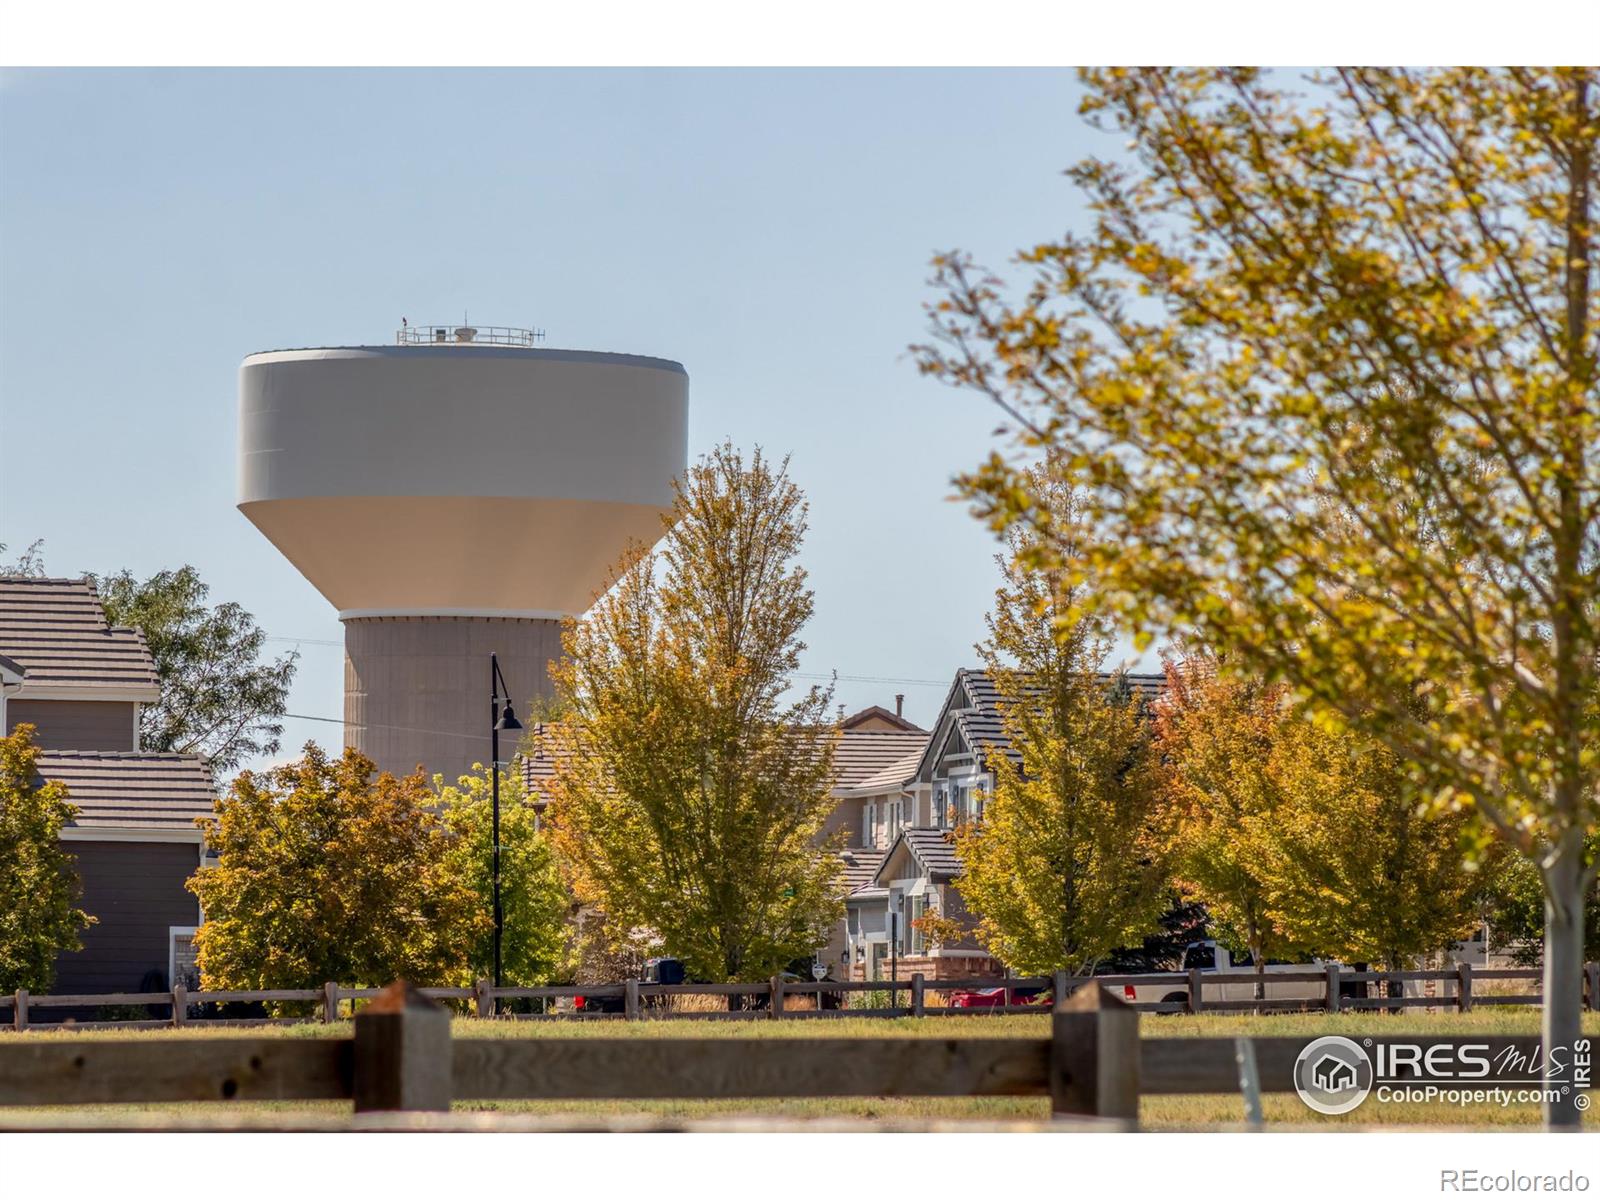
[811,962,827,980]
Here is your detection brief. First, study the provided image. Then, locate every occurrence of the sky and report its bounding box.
[0,68,1107,770]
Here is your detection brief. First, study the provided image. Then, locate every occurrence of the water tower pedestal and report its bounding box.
[342,615,562,783]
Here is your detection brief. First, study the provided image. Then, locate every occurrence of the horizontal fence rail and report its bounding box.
[6,964,1596,1031]
[0,980,1566,1128]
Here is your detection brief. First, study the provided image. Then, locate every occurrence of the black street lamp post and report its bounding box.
[489,653,523,1015]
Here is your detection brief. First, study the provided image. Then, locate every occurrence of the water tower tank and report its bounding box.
[237,332,688,782]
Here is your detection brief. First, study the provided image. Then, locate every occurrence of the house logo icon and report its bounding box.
[1294,1036,1373,1115]
[1311,1054,1358,1093]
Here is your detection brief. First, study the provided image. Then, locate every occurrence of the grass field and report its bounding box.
[5,1009,1597,1130]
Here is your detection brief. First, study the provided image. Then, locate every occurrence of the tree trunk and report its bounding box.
[1541,838,1588,1130]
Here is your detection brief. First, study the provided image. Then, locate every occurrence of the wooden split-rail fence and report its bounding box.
[0,980,1563,1125]
[3,963,1595,1031]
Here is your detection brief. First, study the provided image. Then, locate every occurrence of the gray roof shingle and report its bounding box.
[896,826,962,882]
[37,750,217,833]
[521,724,931,797]
[940,667,1163,768]
[838,846,887,893]
[830,729,931,792]
[0,577,160,697]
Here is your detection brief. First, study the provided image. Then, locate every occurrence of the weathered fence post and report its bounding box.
[474,978,493,1020]
[1188,967,1205,1015]
[13,989,27,1032]
[1053,970,1069,1008]
[1457,962,1474,1013]
[1050,984,1139,1125]
[322,981,340,1024]
[1325,963,1341,1015]
[625,978,641,1021]
[171,983,188,1027]
[769,975,785,1019]
[911,973,925,1017]
[353,980,452,1113]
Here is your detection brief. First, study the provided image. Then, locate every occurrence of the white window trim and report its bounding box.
[168,925,199,990]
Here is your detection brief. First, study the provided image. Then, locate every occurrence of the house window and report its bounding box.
[909,895,927,954]
[863,802,876,848]
[951,783,969,825]
[935,787,948,829]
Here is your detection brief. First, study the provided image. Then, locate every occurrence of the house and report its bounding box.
[842,667,1164,981]
[815,720,930,976]
[0,577,218,1001]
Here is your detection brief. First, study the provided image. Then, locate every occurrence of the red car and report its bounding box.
[946,984,1051,1009]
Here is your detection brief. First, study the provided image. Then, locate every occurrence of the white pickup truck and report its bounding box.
[1118,940,1333,1008]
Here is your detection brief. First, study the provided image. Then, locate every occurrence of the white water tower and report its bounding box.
[237,324,688,781]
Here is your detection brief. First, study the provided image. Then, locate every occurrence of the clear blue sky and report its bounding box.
[0,68,1103,769]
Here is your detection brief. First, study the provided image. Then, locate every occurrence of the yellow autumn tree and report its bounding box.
[545,444,843,983]
[918,68,1599,1125]
[952,477,1170,975]
[1152,656,1303,992]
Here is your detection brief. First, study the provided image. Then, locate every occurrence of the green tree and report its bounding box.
[1254,710,1485,972]
[1484,846,1600,966]
[188,744,478,991]
[546,443,844,983]
[0,726,94,992]
[92,565,298,775]
[918,68,1598,1125]
[1152,656,1300,990]
[434,763,570,986]
[952,481,1169,975]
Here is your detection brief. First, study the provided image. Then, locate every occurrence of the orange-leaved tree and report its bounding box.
[189,744,481,993]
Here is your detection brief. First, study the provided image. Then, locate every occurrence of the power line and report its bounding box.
[265,635,950,688]
[284,712,503,744]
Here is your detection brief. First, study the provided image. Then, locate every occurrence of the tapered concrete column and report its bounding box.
[342,615,563,784]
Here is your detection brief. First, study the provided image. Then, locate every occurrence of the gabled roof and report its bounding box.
[871,825,962,887]
[914,666,1164,780]
[839,704,923,732]
[0,577,160,699]
[0,652,24,683]
[520,724,931,798]
[36,750,216,834]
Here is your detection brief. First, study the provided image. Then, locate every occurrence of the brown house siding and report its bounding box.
[51,840,200,998]
[9,699,137,752]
